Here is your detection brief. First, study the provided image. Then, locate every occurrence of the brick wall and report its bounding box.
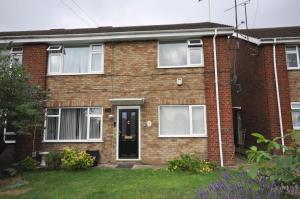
[233,40,292,147]
[15,44,48,159]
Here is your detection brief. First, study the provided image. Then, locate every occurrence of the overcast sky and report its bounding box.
[0,0,299,32]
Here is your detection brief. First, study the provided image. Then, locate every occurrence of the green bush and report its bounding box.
[167,154,215,173]
[247,131,300,198]
[61,147,95,170]
[45,151,62,170]
[19,156,39,171]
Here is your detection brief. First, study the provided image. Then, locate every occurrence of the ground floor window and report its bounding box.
[291,103,300,130]
[45,107,103,142]
[159,105,206,137]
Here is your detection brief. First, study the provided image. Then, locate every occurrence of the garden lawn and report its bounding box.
[0,168,225,199]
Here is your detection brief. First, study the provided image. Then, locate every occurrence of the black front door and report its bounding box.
[118,109,139,159]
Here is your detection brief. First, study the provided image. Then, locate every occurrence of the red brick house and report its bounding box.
[232,26,300,150]
[0,22,236,166]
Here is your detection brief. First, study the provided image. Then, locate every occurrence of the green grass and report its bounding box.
[0,168,224,199]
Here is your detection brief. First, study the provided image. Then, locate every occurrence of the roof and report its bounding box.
[0,22,231,37]
[237,26,300,39]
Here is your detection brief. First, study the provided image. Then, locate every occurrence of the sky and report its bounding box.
[0,0,299,32]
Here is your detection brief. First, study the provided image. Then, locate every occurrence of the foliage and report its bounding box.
[61,148,95,170]
[19,156,38,171]
[194,172,282,199]
[0,49,48,153]
[167,154,216,173]
[45,151,62,170]
[246,131,300,198]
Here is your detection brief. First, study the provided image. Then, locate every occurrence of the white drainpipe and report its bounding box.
[213,29,224,167]
[272,38,285,150]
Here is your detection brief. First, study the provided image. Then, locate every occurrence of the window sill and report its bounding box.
[157,65,204,69]
[47,72,104,76]
[158,135,207,138]
[287,67,300,71]
[42,140,104,143]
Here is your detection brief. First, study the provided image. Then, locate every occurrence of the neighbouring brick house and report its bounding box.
[0,22,236,166]
[232,26,300,149]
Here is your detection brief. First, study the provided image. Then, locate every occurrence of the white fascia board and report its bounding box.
[0,28,233,44]
[233,32,300,45]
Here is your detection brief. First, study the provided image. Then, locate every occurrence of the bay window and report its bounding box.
[291,103,300,130]
[47,44,104,75]
[158,39,204,68]
[159,105,206,137]
[286,46,300,69]
[45,107,103,142]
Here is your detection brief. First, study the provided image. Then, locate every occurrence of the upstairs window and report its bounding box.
[47,44,104,75]
[291,103,300,130]
[10,47,23,66]
[158,39,204,68]
[286,46,300,69]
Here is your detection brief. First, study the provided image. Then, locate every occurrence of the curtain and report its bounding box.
[91,53,102,71]
[160,106,190,135]
[90,117,101,139]
[63,47,89,73]
[159,42,187,66]
[47,117,58,140]
[59,109,87,140]
[192,106,205,135]
[189,47,202,65]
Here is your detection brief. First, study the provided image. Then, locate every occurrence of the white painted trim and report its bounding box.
[213,29,224,167]
[232,106,242,110]
[44,107,103,142]
[0,28,234,44]
[158,105,207,137]
[157,39,204,68]
[273,39,285,151]
[116,106,141,161]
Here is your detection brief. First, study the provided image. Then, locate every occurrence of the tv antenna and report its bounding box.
[225,0,251,29]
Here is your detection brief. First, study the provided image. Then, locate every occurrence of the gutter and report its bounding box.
[213,28,224,167]
[272,38,285,151]
[0,27,233,44]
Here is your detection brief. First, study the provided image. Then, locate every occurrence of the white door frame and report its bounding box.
[116,106,141,161]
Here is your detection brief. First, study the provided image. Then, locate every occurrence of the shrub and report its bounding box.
[19,156,38,171]
[61,148,95,170]
[194,172,282,199]
[167,154,215,173]
[45,151,62,170]
[246,131,300,198]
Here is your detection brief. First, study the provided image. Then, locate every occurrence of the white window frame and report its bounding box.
[43,107,103,143]
[157,39,204,68]
[47,44,104,75]
[286,45,300,70]
[158,105,207,137]
[9,47,23,67]
[3,120,16,144]
[291,102,300,130]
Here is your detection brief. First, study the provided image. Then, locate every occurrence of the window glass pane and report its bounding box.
[192,106,205,134]
[92,45,102,51]
[63,47,89,73]
[291,103,300,109]
[11,54,22,65]
[89,108,102,115]
[89,117,101,139]
[189,48,202,65]
[47,117,58,140]
[6,121,17,133]
[286,53,298,68]
[49,55,61,73]
[47,109,59,115]
[286,46,296,52]
[159,42,187,66]
[160,106,190,135]
[91,53,102,71]
[60,108,87,140]
[292,110,300,128]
